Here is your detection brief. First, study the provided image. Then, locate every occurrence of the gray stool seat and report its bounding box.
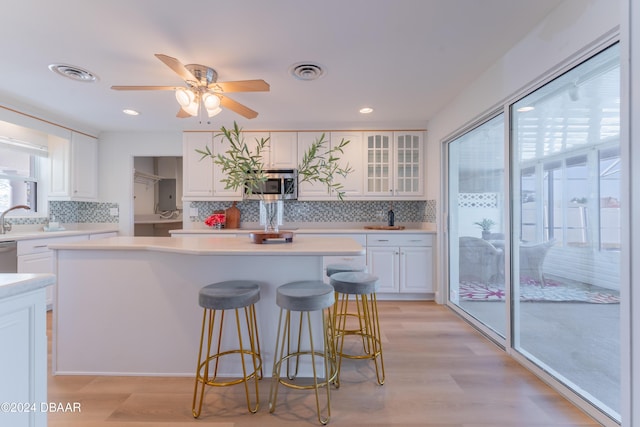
[329,271,379,295]
[276,280,335,311]
[326,263,366,277]
[199,280,261,310]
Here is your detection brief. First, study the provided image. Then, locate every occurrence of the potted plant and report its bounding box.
[196,122,353,231]
[474,218,496,240]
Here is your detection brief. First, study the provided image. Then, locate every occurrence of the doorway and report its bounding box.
[133,156,183,237]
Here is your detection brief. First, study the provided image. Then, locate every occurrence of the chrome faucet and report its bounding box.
[0,205,31,234]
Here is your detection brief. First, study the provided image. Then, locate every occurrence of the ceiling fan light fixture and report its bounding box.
[175,88,195,107]
[202,92,221,110]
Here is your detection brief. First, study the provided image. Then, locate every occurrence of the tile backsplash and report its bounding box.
[49,201,120,223]
[4,199,437,227]
[190,200,436,224]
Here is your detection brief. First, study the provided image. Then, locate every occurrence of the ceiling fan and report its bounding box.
[111,54,270,119]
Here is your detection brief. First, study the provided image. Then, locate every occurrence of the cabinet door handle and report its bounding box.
[395,251,399,255]
[33,245,48,249]
[376,239,389,242]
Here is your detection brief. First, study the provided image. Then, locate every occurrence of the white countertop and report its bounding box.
[0,273,55,299]
[0,225,119,242]
[171,223,437,235]
[49,235,365,256]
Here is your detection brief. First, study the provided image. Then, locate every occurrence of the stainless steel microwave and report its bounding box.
[244,169,298,200]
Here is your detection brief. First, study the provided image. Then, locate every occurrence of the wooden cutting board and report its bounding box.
[224,201,241,229]
[364,225,406,230]
[249,231,294,244]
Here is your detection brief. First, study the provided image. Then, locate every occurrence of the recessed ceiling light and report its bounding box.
[517,106,535,112]
[123,109,140,116]
[359,107,374,114]
[48,64,98,83]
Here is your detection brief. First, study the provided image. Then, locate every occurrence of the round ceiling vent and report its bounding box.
[289,62,325,81]
[48,64,98,83]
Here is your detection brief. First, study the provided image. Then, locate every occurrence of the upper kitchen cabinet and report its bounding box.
[268,132,298,169]
[364,131,425,199]
[297,131,364,200]
[243,131,298,169]
[183,132,242,201]
[49,132,98,200]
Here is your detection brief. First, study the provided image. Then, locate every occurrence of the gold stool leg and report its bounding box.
[192,308,216,418]
[362,293,385,385]
[269,308,288,413]
[269,307,334,425]
[333,292,386,386]
[236,306,260,413]
[192,306,262,418]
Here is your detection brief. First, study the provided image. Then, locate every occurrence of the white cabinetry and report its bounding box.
[49,132,98,200]
[366,233,433,296]
[183,132,242,200]
[297,131,363,200]
[364,131,424,199]
[89,231,118,239]
[18,235,89,308]
[0,285,49,427]
[244,131,298,169]
[297,233,367,276]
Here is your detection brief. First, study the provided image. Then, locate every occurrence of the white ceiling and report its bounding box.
[0,0,564,134]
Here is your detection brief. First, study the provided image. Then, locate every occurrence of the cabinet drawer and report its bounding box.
[366,233,432,247]
[18,235,89,255]
[298,233,366,246]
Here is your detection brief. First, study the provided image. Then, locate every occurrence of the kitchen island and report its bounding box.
[50,236,364,377]
[0,273,54,427]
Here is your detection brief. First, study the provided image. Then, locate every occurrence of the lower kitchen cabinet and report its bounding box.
[366,233,434,297]
[0,285,49,427]
[17,234,104,308]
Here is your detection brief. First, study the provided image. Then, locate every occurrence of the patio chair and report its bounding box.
[519,239,556,286]
[459,236,503,284]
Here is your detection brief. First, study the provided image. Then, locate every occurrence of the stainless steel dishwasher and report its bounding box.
[0,240,17,273]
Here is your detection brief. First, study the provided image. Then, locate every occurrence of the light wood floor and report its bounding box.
[46,302,600,426]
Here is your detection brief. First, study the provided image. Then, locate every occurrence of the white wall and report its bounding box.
[428,0,624,423]
[425,0,620,203]
[98,131,182,236]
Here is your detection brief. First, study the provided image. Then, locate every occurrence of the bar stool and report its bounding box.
[192,280,262,418]
[325,263,366,278]
[269,280,336,425]
[329,271,385,386]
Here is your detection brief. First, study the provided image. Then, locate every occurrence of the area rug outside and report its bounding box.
[459,279,620,304]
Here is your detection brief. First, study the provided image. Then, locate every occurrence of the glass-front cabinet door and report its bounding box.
[364,131,424,198]
[394,131,423,197]
[365,132,392,196]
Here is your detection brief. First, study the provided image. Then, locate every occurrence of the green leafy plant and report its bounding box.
[474,218,496,232]
[196,122,354,200]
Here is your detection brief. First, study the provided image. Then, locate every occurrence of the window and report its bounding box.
[0,144,41,213]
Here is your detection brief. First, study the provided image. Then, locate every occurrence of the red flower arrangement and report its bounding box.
[205,213,226,228]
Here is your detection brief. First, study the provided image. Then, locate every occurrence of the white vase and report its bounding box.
[260,200,283,232]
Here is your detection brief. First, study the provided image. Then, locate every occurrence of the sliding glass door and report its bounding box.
[511,43,621,420]
[446,42,621,422]
[447,114,506,338]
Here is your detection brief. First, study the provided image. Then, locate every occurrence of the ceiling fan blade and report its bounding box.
[155,54,198,83]
[220,96,258,119]
[176,108,191,118]
[210,80,270,93]
[111,85,179,91]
